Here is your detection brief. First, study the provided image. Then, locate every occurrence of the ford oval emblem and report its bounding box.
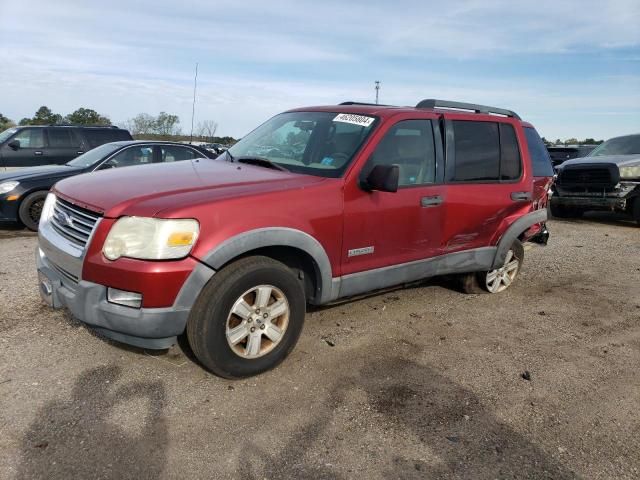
[55,210,73,227]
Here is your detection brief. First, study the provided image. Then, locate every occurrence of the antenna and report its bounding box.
[375,81,380,105]
[189,62,199,144]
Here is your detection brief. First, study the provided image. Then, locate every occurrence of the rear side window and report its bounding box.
[161,146,198,162]
[499,124,521,180]
[524,127,554,177]
[47,129,79,148]
[82,128,132,148]
[452,121,500,181]
[451,121,523,182]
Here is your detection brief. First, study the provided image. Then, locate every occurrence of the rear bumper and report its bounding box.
[36,247,215,349]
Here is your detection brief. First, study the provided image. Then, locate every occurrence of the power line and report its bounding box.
[375,80,380,104]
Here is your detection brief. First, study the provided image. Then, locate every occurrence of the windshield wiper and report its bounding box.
[233,156,289,172]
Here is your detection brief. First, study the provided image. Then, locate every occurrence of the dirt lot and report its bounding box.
[0,214,638,480]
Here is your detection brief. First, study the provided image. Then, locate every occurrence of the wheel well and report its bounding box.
[219,246,322,304]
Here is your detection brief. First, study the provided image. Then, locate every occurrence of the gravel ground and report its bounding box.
[0,213,639,480]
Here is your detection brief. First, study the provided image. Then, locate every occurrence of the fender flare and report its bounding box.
[492,209,547,269]
[200,227,334,304]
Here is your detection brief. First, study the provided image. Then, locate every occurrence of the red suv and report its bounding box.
[36,99,552,378]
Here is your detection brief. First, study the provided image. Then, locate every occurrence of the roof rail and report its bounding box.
[47,123,121,128]
[339,101,394,107]
[415,99,521,119]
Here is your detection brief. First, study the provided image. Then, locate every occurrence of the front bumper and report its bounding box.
[37,247,215,349]
[550,194,627,210]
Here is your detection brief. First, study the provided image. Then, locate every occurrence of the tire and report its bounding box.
[632,197,640,226]
[18,191,48,231]
[460,239,524,294]
[187,256,306,379]
[549,203,583,219]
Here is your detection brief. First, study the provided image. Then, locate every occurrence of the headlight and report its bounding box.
[40,193,56,223]
[103,217,199,261]
[0,181,19,195]
[619,165,640,179]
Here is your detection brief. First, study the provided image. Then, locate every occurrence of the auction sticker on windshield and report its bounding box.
[333,113,375,127]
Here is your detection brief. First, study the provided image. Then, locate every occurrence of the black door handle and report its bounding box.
[511,191,532,201]
[421,195,443,207]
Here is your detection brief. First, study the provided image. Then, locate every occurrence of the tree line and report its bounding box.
[0,107,236,145]
[541,137,604,146]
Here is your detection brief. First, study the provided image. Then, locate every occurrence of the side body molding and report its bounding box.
[200,228,334,304]
[492,209,547,268]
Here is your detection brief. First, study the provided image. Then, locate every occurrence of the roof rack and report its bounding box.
[47,123,121,128]
[339,101,394,107]
[415,99,521,119]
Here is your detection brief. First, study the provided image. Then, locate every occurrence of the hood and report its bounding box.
[559,154,640,169]
[53,159,327,217]
[0,165,83,182]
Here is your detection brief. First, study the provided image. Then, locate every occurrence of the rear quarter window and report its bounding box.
[82,128,132,148]
[524,127,554,177]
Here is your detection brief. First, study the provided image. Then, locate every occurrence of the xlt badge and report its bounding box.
[348,246,374,257]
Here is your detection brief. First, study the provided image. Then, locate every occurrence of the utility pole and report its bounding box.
[190,62,199,144]
[375,80,380,104]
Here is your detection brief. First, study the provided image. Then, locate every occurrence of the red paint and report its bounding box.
[53,104,551,306]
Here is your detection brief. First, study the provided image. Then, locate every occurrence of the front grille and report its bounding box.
[50,197,101,249]
[51,260,79,285]
[560,168,613,185]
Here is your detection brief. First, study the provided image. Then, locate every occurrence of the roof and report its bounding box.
[287,99,523,122]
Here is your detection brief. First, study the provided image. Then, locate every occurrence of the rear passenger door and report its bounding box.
[442,117,530,252]
[46,128,83,164]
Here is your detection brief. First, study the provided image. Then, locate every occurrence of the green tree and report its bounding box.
[65,108,110,125]
[30,106,63,125]
[154,112,180,136]
[564,138,578,146]
[555,138,562,145]
[0,113,15,131]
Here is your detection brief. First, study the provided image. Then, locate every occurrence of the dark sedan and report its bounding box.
[0,141,217,230]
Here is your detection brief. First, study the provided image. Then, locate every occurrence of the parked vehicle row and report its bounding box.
[35,99,553,378]
[0,141,218,230]
[546,145,597,169]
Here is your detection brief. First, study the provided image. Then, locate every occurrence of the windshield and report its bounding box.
[589,135,640,157]
[0,128,18,144]
[66,143,122,168]
[228,111,377,178]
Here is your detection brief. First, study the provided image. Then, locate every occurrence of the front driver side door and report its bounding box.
[2,128,48,168]
[341,117,446,277]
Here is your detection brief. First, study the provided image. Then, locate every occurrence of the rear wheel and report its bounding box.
[460,240,524,294]
[18,191,48,231]
[186,256,306,378]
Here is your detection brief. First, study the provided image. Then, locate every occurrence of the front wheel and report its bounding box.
[460,240,524,294]
[186,256,306,378]
[18,190,48,231]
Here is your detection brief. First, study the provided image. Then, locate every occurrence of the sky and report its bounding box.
[0,0,639,140]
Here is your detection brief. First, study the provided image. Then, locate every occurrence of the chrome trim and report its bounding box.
[38,195,103,281]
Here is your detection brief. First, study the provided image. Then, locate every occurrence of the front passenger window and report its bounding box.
[362,120,436,186]
[104,146,154,168]
[12,129,46,149]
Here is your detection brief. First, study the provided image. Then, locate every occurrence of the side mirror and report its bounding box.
[7,140,20,150]
[363,164,399,193]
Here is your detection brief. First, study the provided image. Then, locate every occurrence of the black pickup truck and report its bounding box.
[550,134,640,224]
